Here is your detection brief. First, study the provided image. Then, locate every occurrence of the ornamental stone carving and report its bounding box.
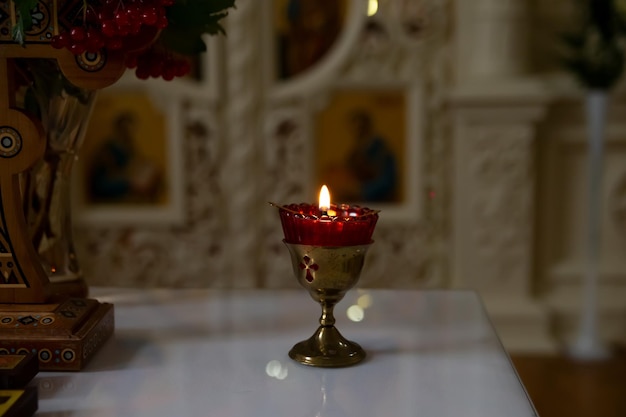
[75,0,451,290]
[263,0,451,289]
[77,99,230,287]
[463,125,535,292]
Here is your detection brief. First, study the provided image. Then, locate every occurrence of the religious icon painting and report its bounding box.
[74,89,185,225]
[314,86,424,221]
[273,0,349,80]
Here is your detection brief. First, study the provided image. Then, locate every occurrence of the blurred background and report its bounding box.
[70,2,625,414]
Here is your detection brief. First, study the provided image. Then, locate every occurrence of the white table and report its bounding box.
[34,289,538,417]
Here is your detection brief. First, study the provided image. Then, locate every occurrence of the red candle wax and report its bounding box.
[277,203,378,246]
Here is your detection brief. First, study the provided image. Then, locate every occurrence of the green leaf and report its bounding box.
[11,24,25,45]
[16,0,39,29]
[561,32,586,50]
[558,0,626,89]
[166,0,233,29]
[161,0,234,56]
[159,30,208,55]
[12,0,39,44]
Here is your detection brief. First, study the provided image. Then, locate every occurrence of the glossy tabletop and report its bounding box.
[34,289,538,417]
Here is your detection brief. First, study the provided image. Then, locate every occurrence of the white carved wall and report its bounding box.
[536,96,626,346]
[76,0,452,291]
[73,0,626,352]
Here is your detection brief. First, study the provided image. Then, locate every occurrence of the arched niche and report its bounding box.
[266,0,368,101]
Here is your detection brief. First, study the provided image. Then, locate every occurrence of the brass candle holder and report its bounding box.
[285,242,371,367]
[273,190,378,368]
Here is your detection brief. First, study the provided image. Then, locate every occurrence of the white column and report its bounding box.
[450,80,556,352]
[454,0,530,83]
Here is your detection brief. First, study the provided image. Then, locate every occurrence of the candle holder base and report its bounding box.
[289,325,365,367]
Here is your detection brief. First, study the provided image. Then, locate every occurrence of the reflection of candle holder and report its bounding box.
[273,199,378,367]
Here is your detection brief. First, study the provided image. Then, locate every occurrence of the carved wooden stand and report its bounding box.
[0,0,126,370]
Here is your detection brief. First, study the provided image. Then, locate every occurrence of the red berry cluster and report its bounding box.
[50,0,173,57]
[126,48,192,80]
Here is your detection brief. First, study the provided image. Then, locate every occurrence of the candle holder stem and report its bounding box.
[319,301,336,327]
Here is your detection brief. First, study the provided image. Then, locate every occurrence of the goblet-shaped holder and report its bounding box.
[285,242,370,367]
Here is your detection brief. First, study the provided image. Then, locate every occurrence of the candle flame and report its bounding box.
[319,185,330,212]
[367,0,378,16]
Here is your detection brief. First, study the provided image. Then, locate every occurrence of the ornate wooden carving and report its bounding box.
[0,0,122,369]
[0,58,50,303]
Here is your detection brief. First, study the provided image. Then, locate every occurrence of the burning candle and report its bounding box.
[319,185,330,216]
[272,185,379,247]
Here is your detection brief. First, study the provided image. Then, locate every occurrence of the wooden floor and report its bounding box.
[511,351,626,417]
